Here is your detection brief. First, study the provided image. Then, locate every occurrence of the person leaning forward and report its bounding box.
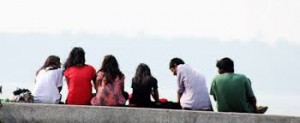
[169,58,213,111]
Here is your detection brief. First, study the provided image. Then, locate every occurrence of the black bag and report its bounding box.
[12,88,34,103]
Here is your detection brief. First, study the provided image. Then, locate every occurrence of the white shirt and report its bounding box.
[32,68,63,104]
[177,64,212,110]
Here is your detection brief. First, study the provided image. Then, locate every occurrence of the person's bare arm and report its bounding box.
[92,75,98,91]
[151,88,159,102]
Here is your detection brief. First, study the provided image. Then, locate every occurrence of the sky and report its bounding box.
[0,0,300,116]
[0,0,299,44]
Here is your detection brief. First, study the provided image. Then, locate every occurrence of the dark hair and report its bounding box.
[216,57,234,73]
[64,47,86,70]
[13,88,31,96]
[36,55,61,75]
[99,55,124,84]
[133,63,152,83]
[169,58,185,69]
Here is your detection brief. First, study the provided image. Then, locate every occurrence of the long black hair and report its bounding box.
[99,55,124,84]
[36,55,61,75]
[133,63,152,83]
[64,47,86,70]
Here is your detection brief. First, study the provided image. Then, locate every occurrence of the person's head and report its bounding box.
[216,57,234,74]
[64,47,86,70]
[100,55,119,71]
[100,54,123,84]
[37,55,61,75]
[133,63,152,83]
[169,58,185,75]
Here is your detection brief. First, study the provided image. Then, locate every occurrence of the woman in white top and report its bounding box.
[32,55,63,104]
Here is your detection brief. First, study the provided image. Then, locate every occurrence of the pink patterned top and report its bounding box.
[91,71,126,106]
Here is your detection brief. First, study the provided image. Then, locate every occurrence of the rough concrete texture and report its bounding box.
[0,103,299,123]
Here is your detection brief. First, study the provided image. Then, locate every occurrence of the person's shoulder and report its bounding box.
[38,69,47,73]
[85,64,96,70]
[177,64,187,69]
[177,64,190,72]
[85,64,95,68]
[233,73,251,82]
[55,68,63,72]
[212,74,220,79]
[234,73,247,78]
[120,74,125,80]
[116,74,125,83]
[150,76,158,82]
[53,68,63,74]
[212,74,222,81]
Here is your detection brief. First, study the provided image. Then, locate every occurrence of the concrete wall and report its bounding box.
[0,103,299,123]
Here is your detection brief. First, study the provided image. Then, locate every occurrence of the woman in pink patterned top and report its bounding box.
[91,55,128,106]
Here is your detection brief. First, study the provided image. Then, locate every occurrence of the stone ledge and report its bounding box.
[0,103,299,123]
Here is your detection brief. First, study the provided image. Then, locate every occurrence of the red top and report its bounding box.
[64,65,96,105]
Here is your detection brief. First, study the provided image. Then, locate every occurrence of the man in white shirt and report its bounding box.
[169,58,212,111]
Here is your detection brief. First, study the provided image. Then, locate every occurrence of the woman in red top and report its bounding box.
[64,47,96,105]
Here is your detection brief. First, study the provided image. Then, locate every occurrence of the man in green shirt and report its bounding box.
[210,57,267,113]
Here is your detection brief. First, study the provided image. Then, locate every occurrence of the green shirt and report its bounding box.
[210,73,255,112]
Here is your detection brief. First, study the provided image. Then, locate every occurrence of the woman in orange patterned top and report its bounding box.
[91,55,128,106]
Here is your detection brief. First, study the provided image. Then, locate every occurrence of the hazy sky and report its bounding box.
[0,0,300,116]
[0,0,299,44]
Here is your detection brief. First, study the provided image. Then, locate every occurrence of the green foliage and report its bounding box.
[0,98,11,102]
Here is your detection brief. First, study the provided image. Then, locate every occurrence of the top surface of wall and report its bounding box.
[0,103,299,123]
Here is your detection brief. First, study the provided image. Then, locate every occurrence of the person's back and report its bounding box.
[131,76,157,107]
[91,71,126,106]
[33,68,63,104]
[177,64,212,110]
[65,65,95,105]
[64,47,96,105]
[211,73,255,112]
[169,58,212,111]
[33,55,63,104]
[210,57,268,114]
[91,55,127,106]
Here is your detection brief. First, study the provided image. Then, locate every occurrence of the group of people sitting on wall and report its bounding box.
[28,47,267,114]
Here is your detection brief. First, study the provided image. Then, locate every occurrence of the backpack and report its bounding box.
[12,88,34,103]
